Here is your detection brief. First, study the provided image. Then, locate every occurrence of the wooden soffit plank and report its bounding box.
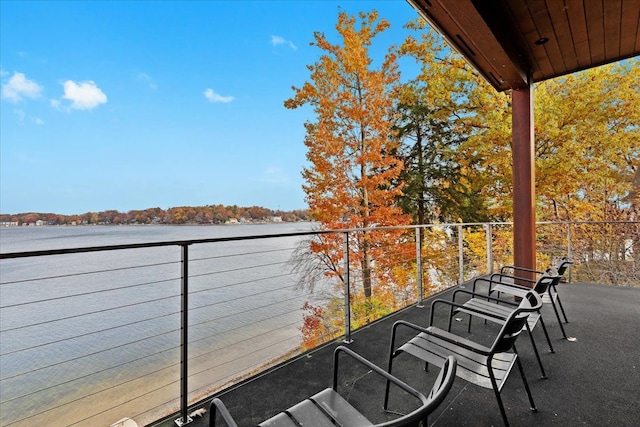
[407,0,529,91]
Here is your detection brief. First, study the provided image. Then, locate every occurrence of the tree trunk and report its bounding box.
[362,237,372,299]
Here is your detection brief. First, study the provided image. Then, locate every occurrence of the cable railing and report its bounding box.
[0,221,637,427]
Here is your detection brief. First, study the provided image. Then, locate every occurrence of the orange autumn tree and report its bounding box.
[285,11,412,346]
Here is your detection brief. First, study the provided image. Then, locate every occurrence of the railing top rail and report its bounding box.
[0,229,333,259]
[2,220,637,259]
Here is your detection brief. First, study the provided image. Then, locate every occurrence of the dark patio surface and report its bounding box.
[154,281,640,427]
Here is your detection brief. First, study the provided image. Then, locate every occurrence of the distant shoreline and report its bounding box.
[1,220,312,228]
[0,206,311,227]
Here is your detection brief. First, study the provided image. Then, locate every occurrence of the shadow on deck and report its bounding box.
[154,282,640,427]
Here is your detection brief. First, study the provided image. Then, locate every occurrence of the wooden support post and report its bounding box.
[512,81,536,284]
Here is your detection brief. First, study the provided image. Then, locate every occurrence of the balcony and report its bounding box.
[1,221,638,426]
[155,280,640,427]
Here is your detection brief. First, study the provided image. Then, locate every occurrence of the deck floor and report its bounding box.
[154,281,640,427]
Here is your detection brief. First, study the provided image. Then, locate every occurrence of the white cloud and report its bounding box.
[11,108,44,126]
[137,72,157,90]
[271,35,297,50]
[14,109,26,123]
[204,88,234,103]
[2,72,43,102]
[60,80,107,110]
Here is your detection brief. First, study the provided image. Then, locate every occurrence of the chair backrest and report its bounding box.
[425,356,457,411]
[532,269,561,294]
[211,349,457,427]
[380,356,457,427]
[490,291,543,354]
[556,256,574,276]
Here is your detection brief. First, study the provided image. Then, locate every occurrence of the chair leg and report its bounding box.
[552,286,569,323]
[525,323,547,379]
[487,357,510,427]
[514,346,537,412]
[538,314,554,353]
[384,326,401,411]
[548,290,568,339]
[384,352,396,410]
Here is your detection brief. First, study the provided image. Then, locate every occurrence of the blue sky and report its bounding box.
[0,1,422,215]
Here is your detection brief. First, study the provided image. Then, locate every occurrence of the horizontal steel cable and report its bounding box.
[128,396,183,427]
[66,377,180,427]
[188,271,294,301]
[188,328,301,383]
[1,309,180,356]
[0,259,180,286]
[0,276,180,310]
[0,291,179,332]
[3,274,298,355]
[190,246,295,263]
[6,360,181,426]
[127,319,299,427]
[188,308,301,360]
[1,259,290,310]
[187,259,290,282]
[188,289,299,333]
[0,325,181,382]
[189,277,297,317]
[1,340,179,405]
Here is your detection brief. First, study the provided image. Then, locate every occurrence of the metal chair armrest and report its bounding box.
[500,265,544,275]
[473,276,530,295]
[490,272,536,283]
[209,398,239,427]
[452,289,519,306]
[333,346,427,404]
[390,318,488,355]
[430,298,512,328]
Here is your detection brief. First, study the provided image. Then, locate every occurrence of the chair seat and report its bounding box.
[213,346,456,427]
[541,292,557,305]
[491,282,529,298]
[456,298,540,330]
[398,327,517,391]
[491,282,558,304]
[258,389,373,427]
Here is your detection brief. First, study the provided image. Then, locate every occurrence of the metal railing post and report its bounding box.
[458,225,464,285]
[343,232,352,343]
[175,244,192,426]
[485,223,494,274]
[567,223,573,282]
[416,227,424,307]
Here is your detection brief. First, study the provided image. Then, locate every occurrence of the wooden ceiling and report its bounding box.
[407,0,640,91]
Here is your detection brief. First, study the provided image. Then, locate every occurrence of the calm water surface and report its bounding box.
[0,223,319,427]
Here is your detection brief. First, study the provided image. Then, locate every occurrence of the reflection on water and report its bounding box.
[0,223,319,426]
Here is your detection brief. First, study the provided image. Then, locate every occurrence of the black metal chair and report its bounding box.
[209,346,457,427]
[498,256,573,323]
[447,286,553,379]
[478,266,569,339]
[385,291,542,427]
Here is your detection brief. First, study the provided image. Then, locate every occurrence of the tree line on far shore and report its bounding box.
[0,205,312,226]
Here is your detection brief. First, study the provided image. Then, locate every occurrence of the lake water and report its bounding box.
[0,223,321,427]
